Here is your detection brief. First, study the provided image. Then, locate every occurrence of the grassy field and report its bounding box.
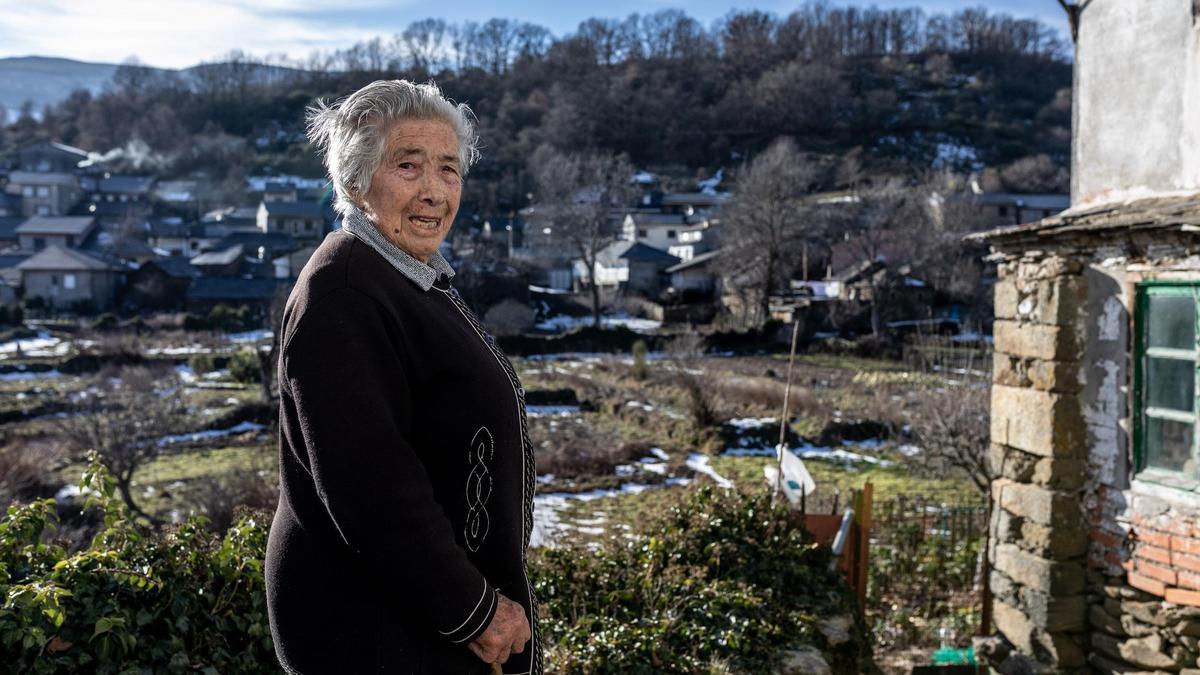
[2,330,988,672]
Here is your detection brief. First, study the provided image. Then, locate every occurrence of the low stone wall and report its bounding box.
[1087,571,1200,674]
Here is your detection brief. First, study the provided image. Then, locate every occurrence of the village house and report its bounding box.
[185,276,289,314]
[273,245,318,280]
[256,200,326,243]
[620,212,713,262]
[969,2,1200,672]
[575,239,680,296]
[147,219,210,257]
[15,215,96,252]
[4,141,89,217]
[0,216,20,250]
[79,174,155,223]
[189,244,246,277]
[124,256,198,311]
[5,171,82,217]
[0,251,31,294]
[262,181,299,203]
[15,245,117,310]
[974,192,1071,228]
[666,249,721,296]
[16,140,88,174]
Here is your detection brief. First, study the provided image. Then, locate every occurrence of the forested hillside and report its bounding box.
[0,4,1072,213]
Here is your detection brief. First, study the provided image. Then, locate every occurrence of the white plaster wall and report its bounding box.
[1083,262,1130,490]
[1074,0,1200,206]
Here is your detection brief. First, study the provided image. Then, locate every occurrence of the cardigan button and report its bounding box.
[517,387,525,397]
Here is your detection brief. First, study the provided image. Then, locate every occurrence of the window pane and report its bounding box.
[1146,417,1195,474]
[1147,356,1196,412]
[1149,294,1196,350]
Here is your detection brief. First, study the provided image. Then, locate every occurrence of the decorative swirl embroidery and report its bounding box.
[464,426,494,552]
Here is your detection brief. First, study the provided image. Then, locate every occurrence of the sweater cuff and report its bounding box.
[439,579,499,644]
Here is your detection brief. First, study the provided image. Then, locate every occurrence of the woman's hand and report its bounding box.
[467,593,531,666]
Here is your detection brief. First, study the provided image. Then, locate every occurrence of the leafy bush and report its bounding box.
[183,304,256,333]
[189,352,221,376]
[228,350,260,385]
[0,456,276,673]
[531,487,869,673]
[208,304,253,333]
[868,512,983,652]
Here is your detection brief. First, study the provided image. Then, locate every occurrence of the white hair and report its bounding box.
[306,79,481,216]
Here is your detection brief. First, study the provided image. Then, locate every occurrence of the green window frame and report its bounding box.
[1134,281,1200,481]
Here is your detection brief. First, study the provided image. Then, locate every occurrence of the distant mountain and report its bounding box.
[0,56,313,123]
[0,56,124,121]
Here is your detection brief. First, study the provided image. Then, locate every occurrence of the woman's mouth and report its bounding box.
[409,216,441,232]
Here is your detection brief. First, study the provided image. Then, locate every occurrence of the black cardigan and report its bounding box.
[265,231,540,674]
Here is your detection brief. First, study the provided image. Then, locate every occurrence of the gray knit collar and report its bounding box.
[340,204,455,291]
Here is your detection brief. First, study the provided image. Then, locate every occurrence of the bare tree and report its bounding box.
[715,137,824,328]
[910,378,992,497]
[835,178,917,337]
[528,145,636,327]
[61,366,190,522]
[401,19,448,73]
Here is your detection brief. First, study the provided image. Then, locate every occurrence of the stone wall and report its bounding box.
[986,252,1091,672]
[982,243,1200,673]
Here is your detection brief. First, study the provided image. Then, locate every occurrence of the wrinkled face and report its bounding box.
[360,118,462,264]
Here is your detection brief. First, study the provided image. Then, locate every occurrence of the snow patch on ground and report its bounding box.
[727,416,777,430]
[156,421,265,446]
[0,369,62,381]
[531,478,690,547]
[526,405,580,418]
[0,332,70,359]
[146,344,209,356]
[686,453,733,488]
[228,329,273,343]
[724,442,893,466]
[534,313,662,334]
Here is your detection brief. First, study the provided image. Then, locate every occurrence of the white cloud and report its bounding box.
[0,0,397,68]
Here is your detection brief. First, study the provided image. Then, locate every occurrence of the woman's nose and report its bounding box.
[418,170,443,204]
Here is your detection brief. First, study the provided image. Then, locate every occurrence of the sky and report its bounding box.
[0,0,1070,70]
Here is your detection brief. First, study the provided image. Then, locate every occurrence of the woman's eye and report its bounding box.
[399,162,416,170]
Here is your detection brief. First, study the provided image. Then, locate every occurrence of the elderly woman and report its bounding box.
[265,80,538,674]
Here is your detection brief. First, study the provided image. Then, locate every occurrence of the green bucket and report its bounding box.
[931,647,976,665]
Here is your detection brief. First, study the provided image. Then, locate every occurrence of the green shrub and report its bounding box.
[189,352,220,376]
[228,350,260,385]
[0,455,276,673]
[208,304,252,333]
[530,487,869,673]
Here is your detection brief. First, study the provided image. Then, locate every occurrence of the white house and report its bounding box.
[620,213,711,261]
